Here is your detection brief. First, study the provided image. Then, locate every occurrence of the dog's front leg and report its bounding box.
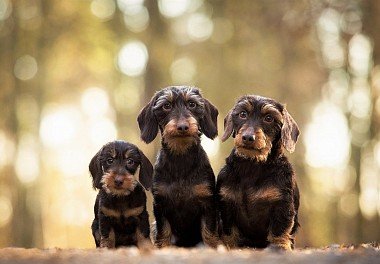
[153,200,172,248]
[201,195,219,248]
[219,200,239,249]
[136,209,153,249]
[267,192,295,250]
[99,211,115,248]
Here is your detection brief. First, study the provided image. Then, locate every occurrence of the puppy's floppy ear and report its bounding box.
[89,148,104,189]
[221,110,234,142]
[199,98,219,139]
[281,107,300,153]
[138,150,153,191]
[137,95,159,144]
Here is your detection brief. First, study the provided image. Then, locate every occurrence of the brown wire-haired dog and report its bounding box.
[217,95,300,250]
[137,86,219,248]
[89,140,153,248]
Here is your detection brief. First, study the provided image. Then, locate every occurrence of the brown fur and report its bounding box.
[124,206,144,218]
[221,226,240,249]
[261,104,283,123]
[192,183,213,197]
[153,219,172,248]
[162,117,199,154]
[247,186,282,204]
[100,228,115,248]
[219,186,243,203]
[201,220,220,247]
[100,172,137,196]
[267,220,294,250]
[234,127,272,162]
[101,207,121,218]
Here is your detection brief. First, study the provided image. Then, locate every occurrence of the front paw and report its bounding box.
[221,228,240,249]
[267,233,292,251]
[100,229,115,248]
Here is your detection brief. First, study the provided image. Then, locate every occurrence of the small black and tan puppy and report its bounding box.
[137,86,219,248]
[217,95,300,250]
[89,140,153,248]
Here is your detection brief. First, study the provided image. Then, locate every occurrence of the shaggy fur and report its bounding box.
[137,86,219,248]
[217,95,300,250]
[89,140,153,248]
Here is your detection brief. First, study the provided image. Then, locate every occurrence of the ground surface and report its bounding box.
[0,244,379,264]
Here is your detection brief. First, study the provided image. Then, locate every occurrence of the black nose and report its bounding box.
[114,179,123,187]
[242,134,255,144]
[177,124,189,131]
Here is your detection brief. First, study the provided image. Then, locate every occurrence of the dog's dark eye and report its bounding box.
[188,101,196,109]
[126,158,135,166]
[264,114,274,123]
[106,158,113,165]
[239,111,248,119]
[163,102,172,111]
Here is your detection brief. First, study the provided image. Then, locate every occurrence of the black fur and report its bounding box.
[89,140,153,248]
[137,86,219,247]
[217,95,300,250]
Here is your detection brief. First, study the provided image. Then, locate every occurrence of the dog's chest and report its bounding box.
[101,205,144,220]
[153,181,213,201]
[219,183,282,208]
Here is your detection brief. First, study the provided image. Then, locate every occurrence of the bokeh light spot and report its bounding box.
[117,41,148,77]
[81,87,110,118]
[0,196,12,228]
[305,101,350,168]
[40,106,81,148]
[187,13,213,42]
[158,0,190,18]
[123,6,149,32]
[91,0,116,21]
[0,0,12,21]
[14,55,38,80]
[117,0,144,15]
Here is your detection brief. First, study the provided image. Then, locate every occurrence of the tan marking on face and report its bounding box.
[124,149,133,159]
[261,104,283,123]
[193,183,213,197]
[238,98,254,113]
[153,218,172,248]
[162,116,199,154]
[101,206,121,218]
[222,226,240,249]
[220,187,242,202]
[247,186,282,204]
[234,127,272,162]
[109,147,116,158]
[101,172,137,196]
[267,220,294,251]
[124,206,144,218]
[100,228,115,248]
[201,219,220,248]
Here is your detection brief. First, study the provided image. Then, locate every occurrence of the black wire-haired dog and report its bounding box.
[137,86,219,248]
[89,140,153,248]
[217,95,300,250]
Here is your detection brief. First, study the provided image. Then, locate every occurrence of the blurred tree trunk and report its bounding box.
[8,0,45,247]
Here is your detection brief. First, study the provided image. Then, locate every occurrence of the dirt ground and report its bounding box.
[0,244,379,264]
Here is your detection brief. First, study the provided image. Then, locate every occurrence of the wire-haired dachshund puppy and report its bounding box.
[137,86,219,248]
[217,95,300,250]
[89,140,153,248]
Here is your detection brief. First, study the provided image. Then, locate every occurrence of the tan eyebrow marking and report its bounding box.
[261,104,283,122]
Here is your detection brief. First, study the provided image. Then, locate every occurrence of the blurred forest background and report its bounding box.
[1,0,380,249]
